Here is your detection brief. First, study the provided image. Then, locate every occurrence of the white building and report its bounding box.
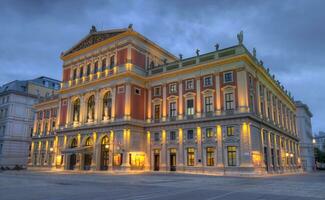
[295,101,315,171]
[0,77,60,169]
[315,131,325,152]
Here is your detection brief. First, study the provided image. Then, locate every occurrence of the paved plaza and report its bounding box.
[0,170,325,200]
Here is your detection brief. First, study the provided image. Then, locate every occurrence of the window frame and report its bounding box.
[203,75,213,87]
[185,79,194,90]
[224,71,233,83]
[227,146,237,166]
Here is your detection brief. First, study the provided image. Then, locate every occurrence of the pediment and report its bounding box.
[63,29,127,57]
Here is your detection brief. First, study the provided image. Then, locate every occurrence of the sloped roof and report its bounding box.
[62,26,128,57]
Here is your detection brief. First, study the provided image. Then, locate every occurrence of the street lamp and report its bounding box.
[49,147,53,152]
[105,144,109,149]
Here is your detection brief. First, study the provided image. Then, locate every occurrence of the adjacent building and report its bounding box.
[0,77,60,168]
[315,131,325,151]
[295,101,315,171]
[30,25,301,175]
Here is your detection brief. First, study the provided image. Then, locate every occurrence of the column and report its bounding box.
[273,134,279,171]
[122,129,130,169]
[237,70,249,113]
[111,86,116,120]
[216,125,224,167]
[80,95,86,125]
[162,84,167,121]
[260,129,266,168]
[146,131,151,170]
[94,90,100,123]
[161,129,167,170]
[178,128,184,170]
[267,132,272,170]
[278,137,283,170]
[91,133,98,170]
[196,77,201,117]
[215,73,221,115]
[30,142,35,166]
[196,127,203,167]
[147,87,152,122]
[240,122,253,167]
[124,83,131,120]
[256,81,261,116]
[178,81,183,119]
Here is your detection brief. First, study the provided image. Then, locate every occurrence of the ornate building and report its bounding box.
[30,25,301,175]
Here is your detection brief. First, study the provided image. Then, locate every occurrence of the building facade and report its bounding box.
[315,131,325,152]
[295,101,315,171]
[31,26,301,175]
[0,77,60,168]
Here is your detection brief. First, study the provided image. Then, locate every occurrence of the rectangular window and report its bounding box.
[110,55,115,69]
[249,93,254,112]
[227,126,234,136]
[170,131,176,141]
[79,67,83,78]
[224,72,233,83]
[154,87,161,96]
[187,148,195,166]
[94,61,98,73]
[73,68,77,80]
[205,96,213,113]
[187,129,194,140]
[186,99,194,115]
[225,93,234,110]
[227,146,237,166]
[86,64,91,76]
[203,76,213,87]
[169,83,177,94]
[206,128,213,138]
[117,86,125,93]
[154,104,160,120]
[154,132,160,141]
[185,79,194,90]
[169,102,176,117]
[135,88,141,95]
[101,58,107,71]
[206,147,214,166]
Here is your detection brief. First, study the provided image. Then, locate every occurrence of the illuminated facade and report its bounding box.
[30,25,301,175]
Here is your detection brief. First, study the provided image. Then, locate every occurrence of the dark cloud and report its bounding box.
[0,0,324,132]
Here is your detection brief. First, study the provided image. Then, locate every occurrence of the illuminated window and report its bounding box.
[206,147,214,166]
[186,99,194,115]
[113,153,122,166]
[187,129,194,140]
[135,88,141,95]
[227,126,234,136]
[206,128,213,138]
[225,92,234,110]
[224,72,233,83]
[205,96,213,113]
[185,79,194,90]
[227,146,237,166]
[203,76,213,87]
[169,102,176,117]
[187,148,195,166]
[169,83,177,93]
[154,104,160,120]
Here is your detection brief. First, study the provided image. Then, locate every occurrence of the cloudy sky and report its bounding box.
[1,0,324,133]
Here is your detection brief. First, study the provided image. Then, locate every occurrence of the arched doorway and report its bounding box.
[100,136,110,170]
[83,137,93,170]
[69,138,78,170]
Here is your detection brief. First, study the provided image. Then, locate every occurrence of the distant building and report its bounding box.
[0,77,60,169]
[315,131,325,152]
[295,101,315,171]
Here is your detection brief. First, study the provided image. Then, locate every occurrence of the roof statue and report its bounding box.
[253,48,256,58]
[179,54,183,60]
[237,30,243,45]
[215,43,219,51]
[260,60,264,66]
[196,49,200,56]
[128,23,133,30]
[90,25,97,34]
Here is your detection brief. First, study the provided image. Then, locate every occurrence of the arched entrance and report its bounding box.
[69,138,78,170]
[83,137,93,170]
[100,136,110,170]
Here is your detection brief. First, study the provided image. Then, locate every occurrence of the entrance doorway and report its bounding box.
[154,150,160,171]
[69,154,76,170]
[100,136,110,170]
[170,153,176,171]
[84,154,92,170]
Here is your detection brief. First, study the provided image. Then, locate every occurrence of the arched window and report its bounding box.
[73,99,80,122]
[70,138,77,148]
[101,136,109,145]
[85,137,93,147]
[103,92,112,120]
[87,95,95,121]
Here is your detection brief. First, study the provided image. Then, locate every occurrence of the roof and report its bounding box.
[295,100,313,117]
[61,26,128,57]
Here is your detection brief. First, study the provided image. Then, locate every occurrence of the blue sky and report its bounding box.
[1,0,324,133]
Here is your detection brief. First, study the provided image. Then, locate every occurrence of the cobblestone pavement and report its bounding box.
[0,170,324,200]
